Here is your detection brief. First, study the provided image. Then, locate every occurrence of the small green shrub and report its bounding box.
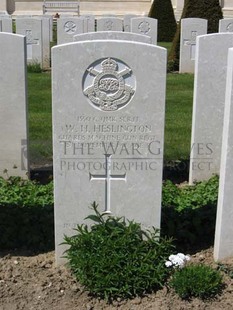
[0,177,54,251]
[64,202,174,301]
[169,264,223,300]
[27,62,42,73]
[161,175,219,250]
[0,175,219,252]
[0,176,53,207]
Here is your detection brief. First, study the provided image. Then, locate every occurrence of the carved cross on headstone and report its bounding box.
[183,31,197,60]
[25,29,39,45]
[25,30,39,59]
[89,154,126,214]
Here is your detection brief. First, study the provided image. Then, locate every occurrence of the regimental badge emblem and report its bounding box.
[227,23,233,32]
[138,21,151,34]
[64,21,77,34]
[83,58,136,111]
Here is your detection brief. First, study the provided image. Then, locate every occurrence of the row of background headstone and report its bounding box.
[0,15,158,68]
[56,16,157,44]
[3,14,233,71]
[180,18,233,74]
[2,23,233,262]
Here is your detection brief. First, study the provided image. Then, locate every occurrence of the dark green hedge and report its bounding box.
[149,0,177,42]
[182,0,223,34]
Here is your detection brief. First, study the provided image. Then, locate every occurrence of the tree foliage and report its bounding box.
[149,0,177,42]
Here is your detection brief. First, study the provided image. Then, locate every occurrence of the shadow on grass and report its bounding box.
[163,159,189,183]
[161,203,217,254]
[0,160,216,255]
[0,204,54,255]
[0,202,216,256]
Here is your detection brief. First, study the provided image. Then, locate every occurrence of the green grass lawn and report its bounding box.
[158,42,172,55]
[165,73,194,161]
[28,72,52,165]
[28,70,194,165]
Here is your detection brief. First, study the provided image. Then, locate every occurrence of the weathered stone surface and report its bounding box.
[214,48,233,261]
[179,18,207,73]
[57,17,84,44]
[0,15,12,33]
[0,33,29,178]
[123,14,137,32]
[73,31,152,43]
[16,18,43,66]
[189,33,233,184]
[52,40,166,264]
[96,17,123,31]
[131,17,157,45]
[219,18,233,33]
[82,15,95,32]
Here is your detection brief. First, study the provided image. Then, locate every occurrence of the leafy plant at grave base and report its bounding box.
[169,264,224,300]
[63,202,174,301]
[0,174,219,253]
[161,175,219,251]
[0,177,54,251]
[0,176,53,207]
[217,264,233,279]
[27,61,42,73]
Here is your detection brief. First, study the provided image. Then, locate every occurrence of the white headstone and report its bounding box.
[131,17,157,45]
[219,18,233,33]
[123,15,137,32]
[26,15,50,69]
[16,18,43,66]
[57,17,84,44]
[97,17,123,31]
[214,47,233,261]
[52,40,166,264]
[0,33,29,178]
[179,18,207,73]
[82,15,95,33]
[40,17,51,68]
[0,16,12,33]
[189,33,233,184]
[42,15,53,42]
[73,31,152,44]
[214,48,233,261]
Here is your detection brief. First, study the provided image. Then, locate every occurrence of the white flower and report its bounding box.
[177,253,186,260]
[165,261,173,267]
[168,254,177,262]
[165,253,191,269]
